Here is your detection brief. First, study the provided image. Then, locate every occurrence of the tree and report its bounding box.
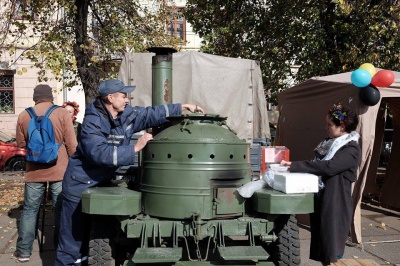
[1,0,181,104]
[185,0,400,105]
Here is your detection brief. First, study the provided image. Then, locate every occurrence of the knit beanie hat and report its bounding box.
[33,84,54,102]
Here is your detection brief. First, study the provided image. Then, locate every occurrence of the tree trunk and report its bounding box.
[73,0,105,106]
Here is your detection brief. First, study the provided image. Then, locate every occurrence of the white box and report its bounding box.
[272,172,319,194]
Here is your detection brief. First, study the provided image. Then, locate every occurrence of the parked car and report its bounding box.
[0,131,26,171]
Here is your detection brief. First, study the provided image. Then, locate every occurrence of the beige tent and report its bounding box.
[275,70,400,243]
[118,51,270,141]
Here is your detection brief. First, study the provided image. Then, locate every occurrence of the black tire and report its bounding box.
[7,157,26,171]
[267,214,301,266]
[88,238,114,265]
[88,216,115,266]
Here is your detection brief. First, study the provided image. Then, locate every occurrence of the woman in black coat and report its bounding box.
[281,102,361,265]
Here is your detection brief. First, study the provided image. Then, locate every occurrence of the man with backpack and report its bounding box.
[14,84,77,262]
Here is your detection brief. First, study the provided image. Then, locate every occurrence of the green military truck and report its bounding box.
[81,48,314,265]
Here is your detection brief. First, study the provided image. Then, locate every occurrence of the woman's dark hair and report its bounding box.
[328,103,359,132]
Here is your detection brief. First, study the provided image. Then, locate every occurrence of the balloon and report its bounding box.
[371,69,395,88]
[359,84,381,106]
[351,69,372,88]
[359,63,376,77]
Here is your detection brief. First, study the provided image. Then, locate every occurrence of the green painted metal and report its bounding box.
[125,217,273,239]
[151,53,173,105]
[124,216,275,265]
[215,188,244,215]
[251,188,314,214]
[217,246,269,261]
[142,114,251,219]
[132,247,182,263]
[81,187,141,216]
[147,47,176,106]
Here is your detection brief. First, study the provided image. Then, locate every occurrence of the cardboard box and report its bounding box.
[272,172,319,194]
[261,146,290,174]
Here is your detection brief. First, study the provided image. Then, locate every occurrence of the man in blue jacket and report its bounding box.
[55,79,203,265]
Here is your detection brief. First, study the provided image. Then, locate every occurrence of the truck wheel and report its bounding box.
[268,214,301,266]
[88,217,115,266]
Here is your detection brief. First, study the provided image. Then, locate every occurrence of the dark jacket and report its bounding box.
[290,141,360,264]
[62,98,182,202]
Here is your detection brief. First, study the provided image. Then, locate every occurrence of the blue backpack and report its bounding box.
[25,105,60,164]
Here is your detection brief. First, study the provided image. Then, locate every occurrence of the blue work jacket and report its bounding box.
[62,97,182,202]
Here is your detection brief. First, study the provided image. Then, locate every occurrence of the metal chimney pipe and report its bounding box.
[147,47,177,106]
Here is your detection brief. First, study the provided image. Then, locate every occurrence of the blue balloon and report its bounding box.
[351,69,372,88]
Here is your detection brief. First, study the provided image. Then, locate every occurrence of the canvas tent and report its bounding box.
[275,70,400,243]
[118,51,270,141]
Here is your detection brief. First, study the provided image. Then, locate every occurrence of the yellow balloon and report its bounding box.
[359,63,377,77]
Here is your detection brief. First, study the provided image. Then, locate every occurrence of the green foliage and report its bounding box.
[185,0,400,105]
[1,0,182,104]
[295,1,400,81]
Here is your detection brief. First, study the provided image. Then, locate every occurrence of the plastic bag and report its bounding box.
[236,180,266,198]
[263,170,275,188]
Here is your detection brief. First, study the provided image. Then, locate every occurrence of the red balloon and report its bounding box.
[371,70,395,88]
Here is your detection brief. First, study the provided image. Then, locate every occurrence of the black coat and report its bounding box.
[290,141,360,264]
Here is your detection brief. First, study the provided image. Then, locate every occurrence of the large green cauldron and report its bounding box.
[141,113,250,219]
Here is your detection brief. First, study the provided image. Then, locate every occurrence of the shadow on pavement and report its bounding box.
[6,207,57,265]
[361,202,400,218]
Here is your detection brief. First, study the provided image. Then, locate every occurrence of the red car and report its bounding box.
[0,131,26,171]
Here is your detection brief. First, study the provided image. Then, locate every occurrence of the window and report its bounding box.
[0,71,15,114]
[13,0,38,20]
[167,7,186,42]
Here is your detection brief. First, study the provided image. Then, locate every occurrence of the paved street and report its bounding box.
[0,172,399,265]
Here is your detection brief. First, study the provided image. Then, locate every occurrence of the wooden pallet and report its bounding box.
[332,259,380,266]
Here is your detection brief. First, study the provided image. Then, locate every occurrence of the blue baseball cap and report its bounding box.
[98,79,136,96]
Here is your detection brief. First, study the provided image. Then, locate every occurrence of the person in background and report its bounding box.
[14,84,77,263]
[62,101,82,141]
[55,79,204,265]
[281,102,360,265]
